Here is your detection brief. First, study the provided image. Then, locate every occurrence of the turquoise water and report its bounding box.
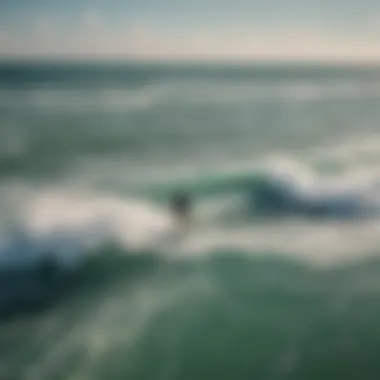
[2,63,380,379]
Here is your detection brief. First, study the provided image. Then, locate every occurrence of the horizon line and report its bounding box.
[2,57,380,67]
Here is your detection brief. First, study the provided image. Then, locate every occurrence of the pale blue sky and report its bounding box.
[1,0,379,61]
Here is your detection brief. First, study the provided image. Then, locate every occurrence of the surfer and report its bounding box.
[170,191,192,231]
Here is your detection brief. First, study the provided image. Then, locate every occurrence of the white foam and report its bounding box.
[169,219,380,267]
[3,132,380,269]
[0,179,379,270]
[24,189,173,247]
[158,153,380,266]
[0,188,175,268]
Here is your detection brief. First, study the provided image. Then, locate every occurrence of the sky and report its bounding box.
[1,0,380,62]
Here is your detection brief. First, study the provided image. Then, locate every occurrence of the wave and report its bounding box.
[247,172,379,219]
[2,158,380,268]
[0,187,180,318]
[0,243,160,320]
[150,158,380,219]
[2,159,380,318]
[0,191,173,319]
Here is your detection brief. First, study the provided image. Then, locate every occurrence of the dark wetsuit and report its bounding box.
[170,192,191,226]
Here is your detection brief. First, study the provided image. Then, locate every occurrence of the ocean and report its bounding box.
[1,62,380,379]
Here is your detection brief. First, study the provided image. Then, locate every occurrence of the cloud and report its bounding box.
[1,9,380,61]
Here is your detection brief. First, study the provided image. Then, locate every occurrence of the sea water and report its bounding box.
[1,62,380,379]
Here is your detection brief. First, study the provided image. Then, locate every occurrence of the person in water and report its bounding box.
[170,191,192,230]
